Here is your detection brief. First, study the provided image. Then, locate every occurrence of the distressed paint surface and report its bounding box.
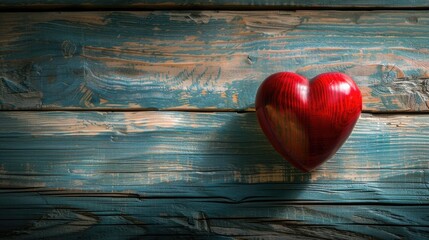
[1,5,429,239]
[0,112,428,238]
[1,0,429,10]
[1,11,429,111]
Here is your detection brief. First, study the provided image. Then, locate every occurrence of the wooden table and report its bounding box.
[1,1,428,239]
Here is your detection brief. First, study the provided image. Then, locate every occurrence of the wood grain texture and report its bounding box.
[1,0,429,10]
[0,111,428,239]
[1,11,429,112]
[255,72,362,171]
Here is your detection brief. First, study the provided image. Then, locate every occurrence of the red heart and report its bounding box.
[255,72,362,172]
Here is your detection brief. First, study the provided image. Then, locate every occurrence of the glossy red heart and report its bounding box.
[255,72,362,172]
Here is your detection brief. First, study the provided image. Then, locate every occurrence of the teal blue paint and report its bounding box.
[0,7,428,240]
[2,191,427,239]
[0,112,428,194]
[2,11,429,110]
[0,112,428,238]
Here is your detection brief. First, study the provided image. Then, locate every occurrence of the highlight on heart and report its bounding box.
[255,72,362,172]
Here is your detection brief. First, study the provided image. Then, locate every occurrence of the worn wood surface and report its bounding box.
[1,6,429,239]
[1,11,429,112]
[1,0,429,10]
[0,111,428,239]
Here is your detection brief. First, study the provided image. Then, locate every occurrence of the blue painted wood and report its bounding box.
[1,191,428,239]
[1,5,428,240]
[0,112,428,238]
[1,11,429,112]
[1,0,429,10]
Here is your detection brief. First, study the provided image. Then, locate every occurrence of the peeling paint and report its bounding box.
[1,11,429,111]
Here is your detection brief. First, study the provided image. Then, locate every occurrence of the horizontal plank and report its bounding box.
[0,111,428,238]
[1,11,429,112]
[1,0,429,10]
[1,111,428,192]
[1,191,429,239]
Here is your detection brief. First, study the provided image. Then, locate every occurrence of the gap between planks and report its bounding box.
[6,189,429,207]
[2,108,429,115]
[2,5,429,12]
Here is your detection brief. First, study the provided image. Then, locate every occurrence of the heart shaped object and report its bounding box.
[255,72,362,172]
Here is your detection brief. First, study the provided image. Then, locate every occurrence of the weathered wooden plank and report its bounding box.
[1,191,429,239]
[0,111,428,238]
[1,11,429,112]
[1,111,428,189]
[1,0,429,10]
